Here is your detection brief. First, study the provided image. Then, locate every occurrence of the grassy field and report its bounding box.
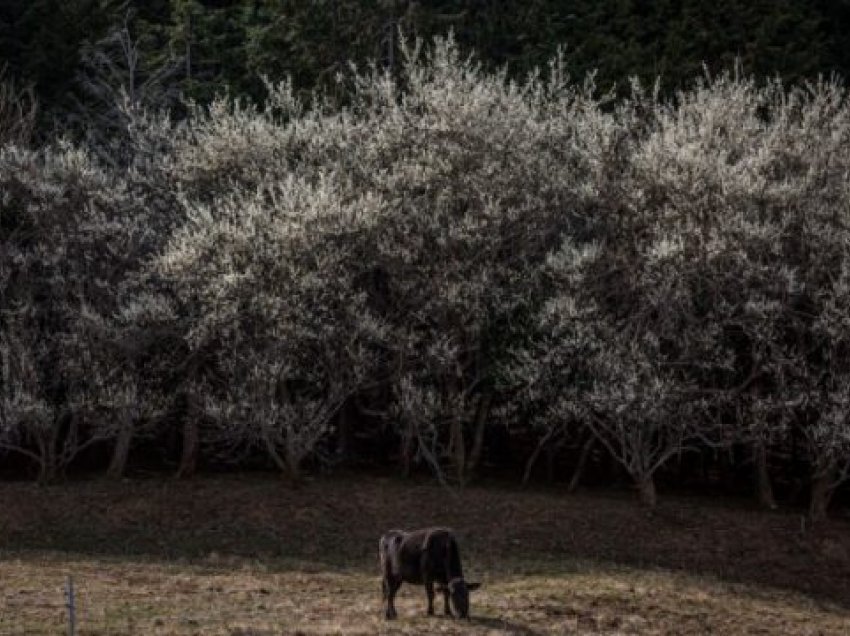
[1,476,849,634]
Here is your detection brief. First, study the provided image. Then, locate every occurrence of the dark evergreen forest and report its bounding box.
[3,1,850,131]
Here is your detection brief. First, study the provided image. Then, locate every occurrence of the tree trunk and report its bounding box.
[37,457,58,485]
[808,460,838,524]
[35,433,59,485]
[284,440,303,487]
[636,474,657,508]
[753,441,777,509]
[106,415,134,479]
[568,435,595,493]
[522,430,554,486]
[259,429,301,487]
[399,422,414,478]
[464,390,493,483]
[721,448,737,492]
[335,402,352,466]
[176,415,199,479]
[450,412,466,486]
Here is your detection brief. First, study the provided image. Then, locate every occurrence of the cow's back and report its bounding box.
[380,527,462,585]
[425,528,463,581]
[407,527,459,583]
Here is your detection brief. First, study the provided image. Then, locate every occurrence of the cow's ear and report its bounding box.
[467,582,481,591]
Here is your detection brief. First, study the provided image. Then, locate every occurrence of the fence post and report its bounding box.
[65,575,76,636]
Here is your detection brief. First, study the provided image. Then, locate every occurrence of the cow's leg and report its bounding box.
[442,587,452,616]
[420,551,436,616]
[385,577,401,619]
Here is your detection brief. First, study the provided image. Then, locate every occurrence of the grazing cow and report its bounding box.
[379,527,480,620]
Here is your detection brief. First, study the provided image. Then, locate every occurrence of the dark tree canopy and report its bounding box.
[2,0,849,129]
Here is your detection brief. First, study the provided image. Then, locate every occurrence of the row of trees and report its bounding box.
[3,36,850,522]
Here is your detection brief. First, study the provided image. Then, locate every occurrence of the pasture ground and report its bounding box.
[0,475,849,634]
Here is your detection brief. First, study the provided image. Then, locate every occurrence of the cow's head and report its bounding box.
[439,578,481,619]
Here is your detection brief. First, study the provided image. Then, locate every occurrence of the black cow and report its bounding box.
[379,527,480,620]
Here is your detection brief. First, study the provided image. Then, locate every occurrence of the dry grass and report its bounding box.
[1,475,849,634]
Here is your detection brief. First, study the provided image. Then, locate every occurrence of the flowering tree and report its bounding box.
[0,143,155,481]
[629,75,850,516]
[154,171,382,482]
[151,36,606,485]
[338,39,601,485]
[509,239,701,507]
[510,72,850,511]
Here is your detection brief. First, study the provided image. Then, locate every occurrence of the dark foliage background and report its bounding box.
[2,1,850,132]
